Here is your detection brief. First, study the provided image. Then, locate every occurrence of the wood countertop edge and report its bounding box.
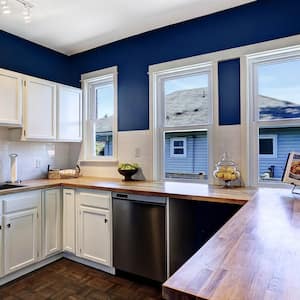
[0,178,255,205]
[162,189,300,300]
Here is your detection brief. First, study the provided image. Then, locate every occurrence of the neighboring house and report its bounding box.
[259,127,300,179]
[96,115,113,156]
[165,132,208,179]
[164,87,209,179]
[96,132,113,156]
[164,91,300,180]
[257,95,300,179]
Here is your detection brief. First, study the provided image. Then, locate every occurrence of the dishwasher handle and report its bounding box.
[112,192,167,205]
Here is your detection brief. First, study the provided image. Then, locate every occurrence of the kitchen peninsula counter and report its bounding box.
[2,177,297,299]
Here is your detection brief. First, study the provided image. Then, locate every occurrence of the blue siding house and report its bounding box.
[165,131,208,178]
[164,128,300,180]
[259,128,300,179]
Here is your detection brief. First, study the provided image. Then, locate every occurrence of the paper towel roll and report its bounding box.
[9,153,18,183]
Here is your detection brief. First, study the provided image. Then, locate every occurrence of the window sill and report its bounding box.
[79,159,119,165]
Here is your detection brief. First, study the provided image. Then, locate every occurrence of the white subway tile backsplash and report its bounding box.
[0,128,76,182]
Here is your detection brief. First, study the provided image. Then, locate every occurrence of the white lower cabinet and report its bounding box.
[43,189,62,257]
[63,189,76,254]
[2,190,41,275]
[78,206,111,266]
[76,190,112,267]
[4,209,39,274]
[0,187,113,283]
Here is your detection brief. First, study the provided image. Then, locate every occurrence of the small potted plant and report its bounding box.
[118,163,139,181]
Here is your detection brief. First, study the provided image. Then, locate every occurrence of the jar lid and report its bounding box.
[216,152,237,167]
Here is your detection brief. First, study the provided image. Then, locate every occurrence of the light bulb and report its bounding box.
[22,5,30,16]
[2,4,11,14]
[0,0,7,6]
[23,5,31,23]
[24,16,31,23]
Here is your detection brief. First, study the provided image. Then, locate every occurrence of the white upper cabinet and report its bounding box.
[57,85,82,142]
[0,69,22,126]
[23,77,57,140]
[0,68,82,141]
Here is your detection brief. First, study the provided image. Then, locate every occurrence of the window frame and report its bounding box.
[81,66,118,162]
[247,47,300,185]
[259,134,277,158]
[170,137,187,158]
[151,62,214,182]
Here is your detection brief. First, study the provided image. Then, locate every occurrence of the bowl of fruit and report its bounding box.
[118,163,139,181]
[213,153,240,187]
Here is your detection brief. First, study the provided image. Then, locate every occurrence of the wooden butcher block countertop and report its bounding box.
[163,188,300,300]
[0,177,257,205]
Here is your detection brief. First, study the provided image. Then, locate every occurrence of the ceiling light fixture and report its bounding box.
[1,0,11,14]
[1,0,33,23]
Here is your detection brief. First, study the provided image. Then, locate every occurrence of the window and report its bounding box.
[248,48,300,184]
[170,138,187,157]
[259,135,277,158]
[153,63,212,181]
[82,67,118,161]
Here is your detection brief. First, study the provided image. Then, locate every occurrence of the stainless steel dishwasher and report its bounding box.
[112,192,167,282]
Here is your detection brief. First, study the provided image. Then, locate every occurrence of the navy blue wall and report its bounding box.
[2,0,300,130]
[71,0,300,131]
[0,30,74,86]
[218,59,241,125]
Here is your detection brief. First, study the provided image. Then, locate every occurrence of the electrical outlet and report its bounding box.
[135,147,141,158]
[34,158,41,168]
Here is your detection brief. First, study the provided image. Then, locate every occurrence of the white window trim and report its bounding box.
[246,46,300,186]
[259,134,277,158]
[81,66,118,162]
[150,61,215,182]
[170,137,187,158]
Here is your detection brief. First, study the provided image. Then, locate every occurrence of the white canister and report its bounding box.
[9,153,18,183]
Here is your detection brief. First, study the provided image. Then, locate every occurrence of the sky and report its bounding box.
[164,73,208,95]
[258,59,300,104]
[96,83,114,118]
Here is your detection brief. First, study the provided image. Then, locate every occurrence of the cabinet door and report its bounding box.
[78,206,111,266]
[0,69,22,126]
[24,77,56,140]
[4,209,38,274]
[44,189,62,257]
[63,189,76,253]
[57,85,82,141]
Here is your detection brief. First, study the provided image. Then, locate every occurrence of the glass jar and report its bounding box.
[213,152,240,187]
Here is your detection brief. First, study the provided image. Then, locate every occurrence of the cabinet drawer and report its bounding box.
[78,190,111,210]
[3,190,41,214]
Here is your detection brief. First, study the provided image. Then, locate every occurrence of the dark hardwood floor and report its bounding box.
[0,259,163,300]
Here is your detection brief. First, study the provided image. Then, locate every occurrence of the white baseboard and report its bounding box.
[63,252,116,275]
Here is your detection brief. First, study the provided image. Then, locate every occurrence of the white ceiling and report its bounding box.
[0,0,255,55]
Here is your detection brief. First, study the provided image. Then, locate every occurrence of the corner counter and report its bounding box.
[163,188,300,300]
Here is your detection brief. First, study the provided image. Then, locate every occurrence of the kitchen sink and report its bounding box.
[0,184,26,190]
